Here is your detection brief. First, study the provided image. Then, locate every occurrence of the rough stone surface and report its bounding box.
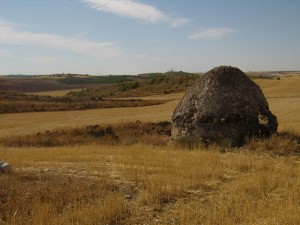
[171,66,278,146]
[0,163,12,174]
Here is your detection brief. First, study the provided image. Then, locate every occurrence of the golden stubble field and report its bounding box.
[0,75,300,225]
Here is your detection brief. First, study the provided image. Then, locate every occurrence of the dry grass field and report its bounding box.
[0,75,299,138]
[1,142,299,224]
[0,74,300,224]
[255,75,300,131]
[28,89,84,97]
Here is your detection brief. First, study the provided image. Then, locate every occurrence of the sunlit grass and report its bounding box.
[0,75,299,224]
[1,142,299,224]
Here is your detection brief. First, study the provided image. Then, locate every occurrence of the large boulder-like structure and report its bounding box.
[171,66,277,146]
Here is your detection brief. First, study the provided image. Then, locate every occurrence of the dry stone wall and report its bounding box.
[171,66,278,146]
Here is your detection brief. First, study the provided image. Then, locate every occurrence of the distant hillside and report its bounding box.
[67,71,199,98]
[1,70,297,94]
[0,71,199,94]
[0,74,32,78]
[59,74,133,85]
[0,90,165,113]
[0,76,80,92]
[0,73,128,92]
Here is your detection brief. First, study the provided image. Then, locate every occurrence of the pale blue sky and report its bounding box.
[0,0,299,75]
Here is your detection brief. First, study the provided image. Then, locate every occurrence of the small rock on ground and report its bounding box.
[0,163,12,174]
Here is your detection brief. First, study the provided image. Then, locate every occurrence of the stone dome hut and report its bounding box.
[171,66,278,146]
